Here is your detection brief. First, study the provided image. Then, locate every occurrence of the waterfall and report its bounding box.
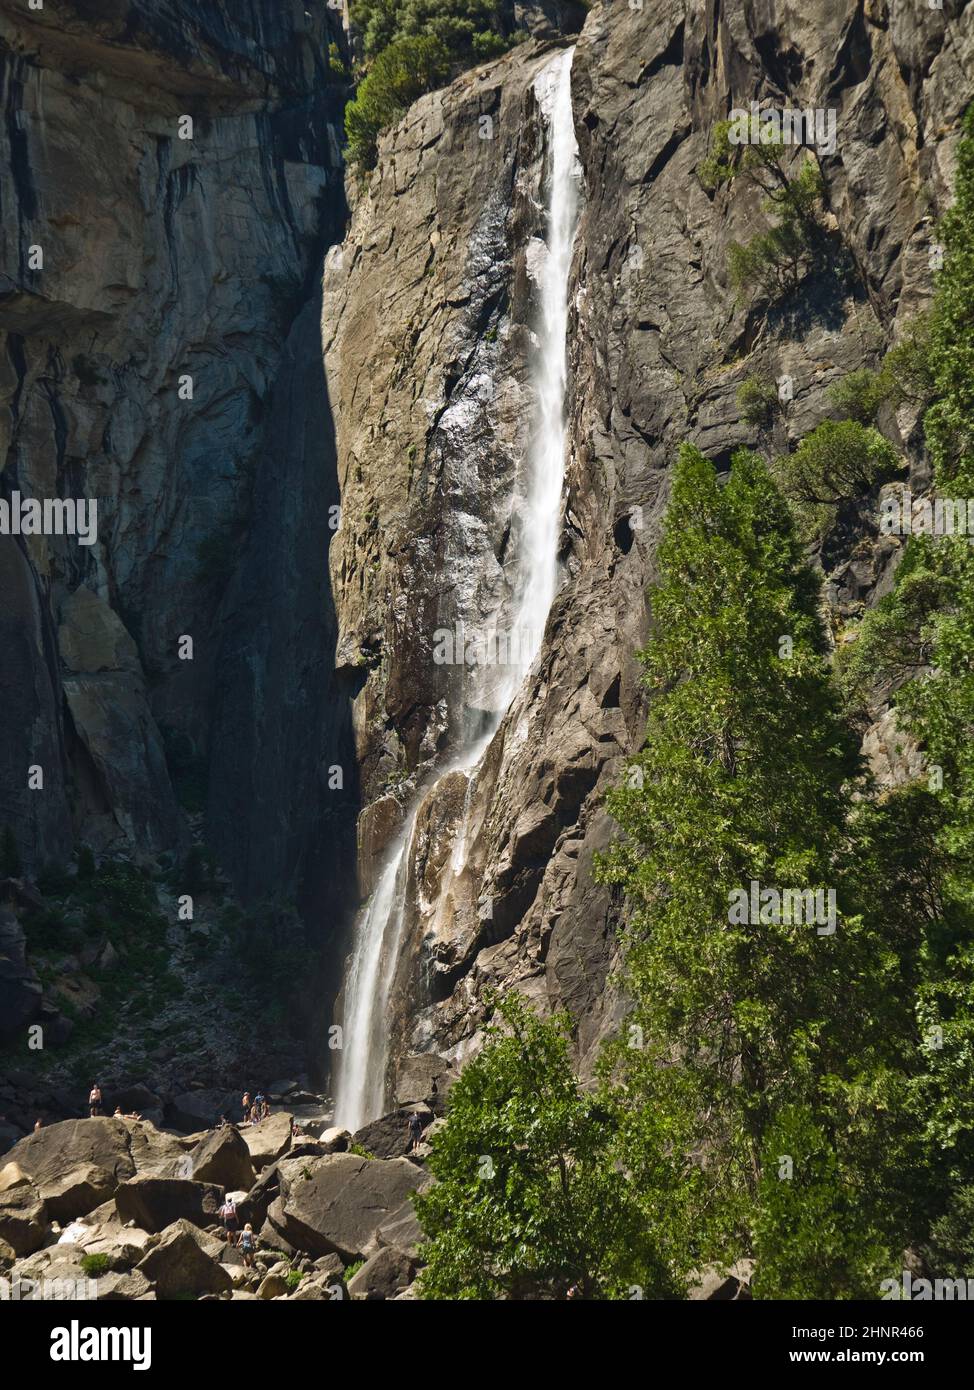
[332,47,581,1134]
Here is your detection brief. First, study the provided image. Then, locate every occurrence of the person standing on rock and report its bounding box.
[241,1091,251,1123]
[239,1223,256,1267]
[407,1112,423,1151]
[88,1083,103,1117]
[219,1194,239,1246]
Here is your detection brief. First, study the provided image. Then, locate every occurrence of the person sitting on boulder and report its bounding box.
[88,1083,103,1117]
[218,1113,230,1128]
[33,1118,42,1131]
[407,1111,424,1151]
[249,1103,260,1125]
[219,1195,239,1246]
[239,1223,256,1267]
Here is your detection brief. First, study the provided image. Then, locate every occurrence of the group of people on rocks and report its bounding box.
[218,1194,256,1266]
[240,1090,271,1125]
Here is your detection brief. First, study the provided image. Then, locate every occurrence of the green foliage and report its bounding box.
[345,35,450,172]
[773,420,901,539]
[350,0,511,63]
[752,1107,897,1299]
[80,1253,111,1277]
[594,446,883,1273]
[415,992,675,1299]
[828,368,889,425]
[326,42,349,81]
[737,374,780,429]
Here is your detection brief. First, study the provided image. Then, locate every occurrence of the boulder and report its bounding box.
[286,1273,345,1300]
[57,1217,153,1270]
[41,1163,116,1222]
[4,1117,184,1216]
[688,1261,754,1301]
[0,1181,48,1255]
[136,1219,233,1299]
[347,1245,416,1301]
[268,1153,429,1262]
[241,1112,292,1170]
[115,1176,223,1233]
[352,1106,432,1161]
[256,1271,290,1299]
[95,1269,154,1300]
[189,1126,256,1191]
[394,1054,455,1112]
[375,1198,424,1258]
[319,1127,350,1153]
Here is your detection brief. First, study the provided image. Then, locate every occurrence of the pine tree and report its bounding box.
[596,446,895,1293]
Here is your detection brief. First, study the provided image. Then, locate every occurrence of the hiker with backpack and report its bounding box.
[219,1194,240,1246]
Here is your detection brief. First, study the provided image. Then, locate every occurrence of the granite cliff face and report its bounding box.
[322,0,974,1098]
[0,0,348,900]
[2,0,972,1107]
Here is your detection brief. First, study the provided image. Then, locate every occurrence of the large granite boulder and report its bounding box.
[189,1126,256,1191]
[347,1245,416,1301]
[352,1107,432,1161]
[136,1219,232,1299]
[0,1166,48,1256]
[267,1153,429,1262]
[115,1176,223,1233]
[240,1113,293,1170]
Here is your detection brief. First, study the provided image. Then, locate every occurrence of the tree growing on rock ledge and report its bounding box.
[413,991,674,1299]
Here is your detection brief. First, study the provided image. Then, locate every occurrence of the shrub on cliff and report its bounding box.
[345,34,451,172]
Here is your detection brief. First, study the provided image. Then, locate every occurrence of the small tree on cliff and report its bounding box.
[414,991,674,1299]
[595,446,901,1294]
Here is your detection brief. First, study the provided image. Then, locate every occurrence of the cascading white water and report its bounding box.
[333,48,581,1134]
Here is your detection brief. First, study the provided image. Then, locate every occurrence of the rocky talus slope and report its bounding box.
[0,1110,431,1300]
[324,0,974,1094]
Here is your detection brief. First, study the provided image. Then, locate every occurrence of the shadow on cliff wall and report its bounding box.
[205,287,360,983]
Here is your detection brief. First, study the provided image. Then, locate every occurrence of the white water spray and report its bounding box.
[333,48,581,1133]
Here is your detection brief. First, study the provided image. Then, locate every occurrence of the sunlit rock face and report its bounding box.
[325,0,974,1096]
